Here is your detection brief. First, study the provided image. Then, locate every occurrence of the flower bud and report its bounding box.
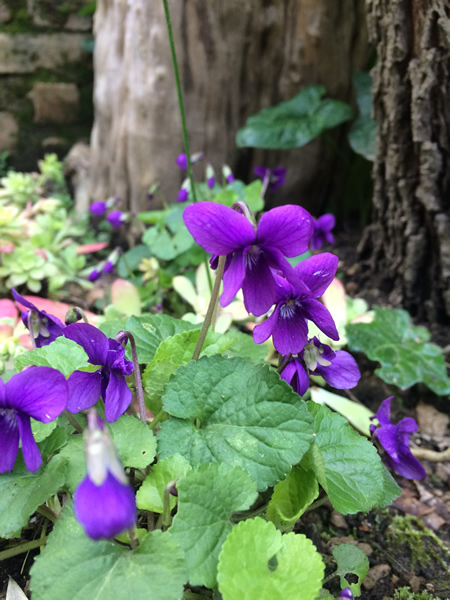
[222,165,235,184]
[89,201,107,216]
[206,164,215,189]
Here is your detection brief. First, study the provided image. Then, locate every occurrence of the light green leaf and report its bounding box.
[302,402,396,514]
[266,466,319,531]
[31,420,57,443]
[30,503,187,600]
[0,456,67,538]
[158,356,314,491]
[137,454,191,513]
[110,279,141,317]
[108,415,157,469]
[117,244,151,278]
[346,306,450,396]
[333,543,369,597]
[125,314,197,364]
[14,337,90,377]
[217,518,325,600]
[213,189,238,207]
[310,387,374,437]
[244,180,264,212]
[57,435,85,493]
[170,463,258,588]
[347,72,376,161]
[236,86,353,150]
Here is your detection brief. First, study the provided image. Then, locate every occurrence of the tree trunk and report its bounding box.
[364,0,450,321]
[90,0,369,215]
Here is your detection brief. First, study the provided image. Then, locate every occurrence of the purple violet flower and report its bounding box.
[339,589,354,600]
[183,202,314,316]
[63,323,133,422]
[370,397,426,480]
[74,411,136,540]
[89,201,107,216]
[310,214,336,251]
[103,261,114,274]
[253,253,339,354]
[0,367,68,473]
[12,289,65,348]
[253,166,286,192]
[178,188,189,203]
[280,337,360,396]
[88,268,101,282]
[107,210,125,229]
[207,176,215,189]
[176,153,188,170]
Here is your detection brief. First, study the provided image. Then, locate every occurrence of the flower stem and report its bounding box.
[64,410,83,434]
[115,332,146,424]
[192,256,226,360]
[260,170,271,199]
[149,409,166,431]
[0,538,47,561]
[162,0,197,205]
[277,353,292,374]
[27,312,36,349]
[162,478,179,529]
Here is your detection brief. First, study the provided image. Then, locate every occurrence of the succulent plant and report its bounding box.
[0,243,58,293]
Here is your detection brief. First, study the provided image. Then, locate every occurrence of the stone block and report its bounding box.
[0,112,18,153]
[28,82,80,124]
[0,33,89,74]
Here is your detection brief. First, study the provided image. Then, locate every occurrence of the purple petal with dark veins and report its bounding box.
[67,370,102,414]
[375,396,393,426]
[253,304,281,345]
[384,445,426,480]
[301,297,339,341]
[0,379,5,407]
[265,248,311,297]
[295,253,338,298]
[16,413,41,472]
[376,424,401,461]
[103,372,132,422]
[272,309,308,355]
[257,205,313,257]
[105,339,133,375]
[74,472,136,540]
[0,409,19,473]
[315,350,360,389]
[280,358,310,396]
[242,252,276,316]
[5,367,68,422]
[183,202,255,256]
[64,323,109,365]
[221,250,246,307]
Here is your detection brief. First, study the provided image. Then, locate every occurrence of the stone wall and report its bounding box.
[0,0,94,170]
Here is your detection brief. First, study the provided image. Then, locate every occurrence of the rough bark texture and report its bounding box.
[365,0,450,320]
[90,0,369,214]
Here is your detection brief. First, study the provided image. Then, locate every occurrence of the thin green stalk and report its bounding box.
[192,256,226,360]
[162,478,179,529]
[162,0,197,204]
[64,410,83,433]
[115,332,146,424]
[149,409,166,430]
[0,538,47,561]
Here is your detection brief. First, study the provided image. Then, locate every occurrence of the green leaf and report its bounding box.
[31,419,58,443]
[244,180,264,212]
[170,463,258,588]
[236,86,353,150]
[117,244,151,278]
[219,329,267,363]
[30,503,187,600]
[266,466,319,531]
[347,73,376,162]
[158,356,314,491]
[217,518,325,600]
[333,543,369,597]
[137,454,191,513]
[125,314,196,364]
[310,387,374,437]
[108,415,157,468]
[376,465,402,508]
[57,435,85,493]
[14,337,90,377]
[346,306,450,395]
[213,189,238,207]
[302,402,394,514]
[0,456,67,538]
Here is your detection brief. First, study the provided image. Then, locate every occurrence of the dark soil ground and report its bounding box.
[0,229,449,600]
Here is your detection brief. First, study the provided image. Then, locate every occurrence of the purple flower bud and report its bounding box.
[169,486,178,497]
[222,165,235,184]
[88,268,101,282]
[107,210,125,229]
[89,201,107,216]
[74,411,136,540]
[207,176,215,190]
[339,588,354,600]
[227,174,235,183]
[176,153,188,170]
[156,304,162,310]
[103,261,114,274]
[178,188,189,203]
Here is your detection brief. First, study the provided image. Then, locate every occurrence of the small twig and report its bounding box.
[410,447,450,462]
[0,538,47,561]
[277,353,292,374]
[305,496,331,512]
[64,410,83,434]
[115,331,146,424]
[36,504,57,523]
[192,256,226,360]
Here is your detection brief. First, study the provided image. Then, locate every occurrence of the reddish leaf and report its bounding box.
[76,242,109,255]
[0,299,18,319]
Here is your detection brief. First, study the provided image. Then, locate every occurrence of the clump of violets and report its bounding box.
[252,253,339,354]
[183,202,314,316]
[310,214,336,250]
[87,248,122,281]
[74,410,136,540]
[253,166,286,193]
[280,337,360,396]
[370,396,426,480]
[63,324,133,422]
[0,367,68,473]
[12,289,65,348]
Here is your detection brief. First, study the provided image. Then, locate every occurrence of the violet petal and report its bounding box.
[16,413,42,472]
[315,350,361,389]
[377,424,401,462]
[242,253,277,316]
[0,410,19,473]
[301,297,339,341]
[221,250,246,307]
[376,396,393,426]
[104,372,132,422]
[253,304,281,345]
[64,323,109,365]
[257,205,313,257]
[67,370,103,414]
[385,444,426,480]
[272,309,308,355]
[295,253,338,298]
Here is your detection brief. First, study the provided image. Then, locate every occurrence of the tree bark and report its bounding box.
[365,0,450,320]
[90,0,369,214]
